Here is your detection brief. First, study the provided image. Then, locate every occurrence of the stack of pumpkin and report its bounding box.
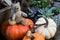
[1,2,57,40]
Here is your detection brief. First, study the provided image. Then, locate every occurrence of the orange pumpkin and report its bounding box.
[6,24,29,39]
[6,24,19,39]
[21,18,34,28]
[23,25,45,40]
[23,32,45,40]
[18,24,29,38]
[1,20,29,40]
[1,20,9,34]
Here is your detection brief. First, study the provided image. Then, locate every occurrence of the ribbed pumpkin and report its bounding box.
[21,17,34,28]
[1,20,29,40]
[35,17,57,39]
[1,20,9,34]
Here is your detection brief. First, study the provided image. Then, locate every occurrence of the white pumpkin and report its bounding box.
[34,17,57,39]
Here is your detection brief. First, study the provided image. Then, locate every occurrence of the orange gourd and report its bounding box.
[23,33,45,40]
[23,24,45,40]
[1,20,9,34]
[1,20,29,40]
[6,24,19,39]
[21,18,34,28]
[18,24,29,38]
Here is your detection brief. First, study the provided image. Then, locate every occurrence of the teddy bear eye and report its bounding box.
[16,8,19,9]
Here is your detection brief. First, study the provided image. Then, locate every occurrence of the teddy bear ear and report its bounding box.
[15,2,21,10]
[17,2,20,4]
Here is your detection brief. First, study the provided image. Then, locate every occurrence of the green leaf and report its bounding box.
[37,15,43,17]
[31,0,51,8]
[47,7,56,14]
[38,7,56,17]
[46,13,54,16]
[56,6,60,12]
[41,0,47,2]
[28,7,33,12]
[44,7,49,11]
[38,9,45,14]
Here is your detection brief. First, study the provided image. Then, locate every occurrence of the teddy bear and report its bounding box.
[8,2,27,25]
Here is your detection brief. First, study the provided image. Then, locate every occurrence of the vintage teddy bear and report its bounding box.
[8,2,27,25]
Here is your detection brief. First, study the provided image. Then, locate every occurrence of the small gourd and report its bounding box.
[35,17,57,39]
[23,25,45,40]
[1,20,29,40]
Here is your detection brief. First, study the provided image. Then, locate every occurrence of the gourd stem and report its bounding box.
[29,23,47,33]
[43,17,48,28]
[34,16,48,28]
[29,26,35,33]
[31,36,35,40]
[26,26,35,40]
[35,23,46,27]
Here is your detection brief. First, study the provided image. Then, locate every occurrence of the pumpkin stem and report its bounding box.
[43,16,48,28]
[31,36,35,40]
[26,26,35,37]
[26,27,35,40]
[29,25,35,33]
[29,23,47,33]
[34,15,48,28]
[34,23,46,31]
